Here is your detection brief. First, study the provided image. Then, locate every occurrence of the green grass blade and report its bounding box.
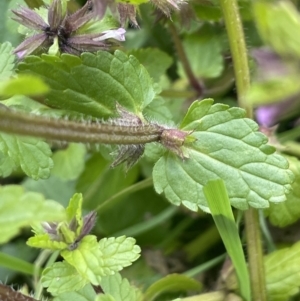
[0,251,37,275]
[203,179,251,301]
[183,254,226,278]
[112,206,177,237]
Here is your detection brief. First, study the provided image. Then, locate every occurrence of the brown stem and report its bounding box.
[169,22,204,97]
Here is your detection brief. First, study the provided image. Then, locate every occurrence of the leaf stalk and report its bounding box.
[0,108,163,144]
[0,108,190,160]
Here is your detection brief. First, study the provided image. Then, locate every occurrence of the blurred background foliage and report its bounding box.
[2,0,300,300]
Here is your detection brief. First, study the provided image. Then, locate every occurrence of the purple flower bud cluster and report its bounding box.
[42,211,97,248]
[12,0,126,58]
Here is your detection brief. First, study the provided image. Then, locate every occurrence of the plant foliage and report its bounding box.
[1,0,300,300]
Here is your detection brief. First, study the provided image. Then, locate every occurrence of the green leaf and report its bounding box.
[203,179,250,301]
[27,234,67,250]
[61,235,104,285]
[66,193,83,224]
[61,235,140,285]
[0,42,15,81]
[144,274,202,301]
[127,48,173,83]
[95,295,116,301]
[0,185,65,244]
[0,133,53,179]
[178,25,224,79]
[64,193,84,241]
[0,75,49,97]
[265,241,300,301]
[253,1,300,58]
[100,272,140,301]
[42,262,89,295]
[18,51,156,118]
[51,144,86,180]
[180,98,214,129]
[265,156,300,227]
[153,99,294,212]
[98,236,141,274]
[53,284,96,301]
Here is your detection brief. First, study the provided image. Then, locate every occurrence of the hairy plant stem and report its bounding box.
[169,22,203,97]
[244,209,267,300]
[219,0,252,118]
[219,0,267,300]
[0,108,163,144]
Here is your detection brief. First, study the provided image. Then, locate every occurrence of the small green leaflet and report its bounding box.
[265,155,300,227]
[265,241,300,301]
[0,133,53,179]
[27,234,67,250]
[0,42,15,81]
[65,193,83,236]
[18,51,156,118]
[99,236,141,274]
[100,272,141,301]
[61,235,140,285]
[53,284,96,301]
[0,185,65,244]
[42,262,89,295]
[153,99,294,212]
[61,236,103,285]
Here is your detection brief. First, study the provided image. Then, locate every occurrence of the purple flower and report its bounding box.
[256,96,300,127]
[94,28,126,42]
[252,48,300,127]
[251,48,289,81]
[42,211,97,248]
[12,0,126,58]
